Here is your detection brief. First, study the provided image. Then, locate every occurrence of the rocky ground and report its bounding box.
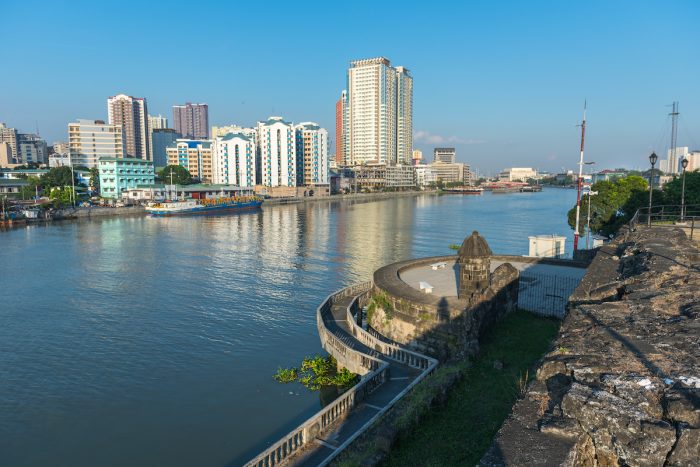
[480,226,700,467]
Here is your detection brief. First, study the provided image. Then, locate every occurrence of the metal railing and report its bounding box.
[631,205,700,239]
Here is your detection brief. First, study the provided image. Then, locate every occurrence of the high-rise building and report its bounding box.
[257,116,297,187]
[212,133,256,187]
[148,114,168,130]
[166,139,213,183]
[172,103,209,139]
[433,147,456,163]
[659,147,689,175]
[335,91,347,165]
[68,119,125,168]
[345,57,413,165]
[395,66,413,165]
[0,123,19,163]
[107,94,150,160]
[151,128,180,167]
[18,134,48,164]
[295,122,329,186]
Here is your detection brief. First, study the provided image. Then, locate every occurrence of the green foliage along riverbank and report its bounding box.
[362,311,559,467]
[274,355,359,391]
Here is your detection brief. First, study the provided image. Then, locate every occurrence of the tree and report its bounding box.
[89,168,100,192]
[41,166,77,190]
[567,175,649,237]
[19,176,42,200]
[48,187,74,206]
[158,165,192,185]
[662,170,700,208]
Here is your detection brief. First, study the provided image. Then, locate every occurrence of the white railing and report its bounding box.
[245,284,387,467]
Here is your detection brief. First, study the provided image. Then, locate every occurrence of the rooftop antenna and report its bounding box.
[574,100,587,252]
[35,120,40,136]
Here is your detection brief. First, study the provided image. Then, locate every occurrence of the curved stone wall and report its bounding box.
[370,254,520,361]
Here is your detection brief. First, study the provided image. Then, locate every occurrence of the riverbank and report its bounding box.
[262,189,437,206]
[1,191,437,230]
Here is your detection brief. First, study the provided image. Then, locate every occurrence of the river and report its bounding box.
[0,188,576,466]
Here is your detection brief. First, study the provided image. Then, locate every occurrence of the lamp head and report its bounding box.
[649,152,658,166]
[681,158,689,170]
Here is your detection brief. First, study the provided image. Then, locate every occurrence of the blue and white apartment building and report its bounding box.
[98,157,155,199]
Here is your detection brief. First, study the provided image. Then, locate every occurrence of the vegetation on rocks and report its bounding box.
[367,291,394,322]
[274,355,359,391]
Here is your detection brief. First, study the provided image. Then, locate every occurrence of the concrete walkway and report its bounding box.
[290,295,422,466]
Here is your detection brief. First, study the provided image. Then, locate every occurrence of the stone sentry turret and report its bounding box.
[458,231,493,299]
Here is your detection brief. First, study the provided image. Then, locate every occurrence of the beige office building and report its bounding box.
[68,119,125,168]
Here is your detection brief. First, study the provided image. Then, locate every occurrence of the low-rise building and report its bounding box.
[0,179,29,197]
[414,164,438,187]
[98,157,155,199]
[432,161,469,184]
[122,183,255,203]
[591,169,627,183]
[499,167,536,182]
[386,164,415,189]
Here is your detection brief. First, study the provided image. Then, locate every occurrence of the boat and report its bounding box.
[146,195,263,216]
[443,186,484,194]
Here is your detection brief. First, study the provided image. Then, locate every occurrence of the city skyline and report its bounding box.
[2,1,700,174]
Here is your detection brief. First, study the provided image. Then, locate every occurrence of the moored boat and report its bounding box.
[146,195,263,216]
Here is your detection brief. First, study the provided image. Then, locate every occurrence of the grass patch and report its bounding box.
[381,310,560,467]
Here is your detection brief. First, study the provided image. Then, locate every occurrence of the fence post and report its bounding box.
[691,218,695,240]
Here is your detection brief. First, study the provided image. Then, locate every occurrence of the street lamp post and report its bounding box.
[648,152,658,226]
[681,157,689,221]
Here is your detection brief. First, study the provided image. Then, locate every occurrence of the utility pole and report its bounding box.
[669,101,679,173]
[574,102,587,251]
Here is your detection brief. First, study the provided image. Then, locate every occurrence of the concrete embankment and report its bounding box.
[480,226,700,466]
[262,190,437,206]
[53,206,146,219]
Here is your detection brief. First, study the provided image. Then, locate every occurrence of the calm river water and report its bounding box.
[0,188,576,466]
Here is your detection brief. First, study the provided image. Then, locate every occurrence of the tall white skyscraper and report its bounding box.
[68,119,125,168]
[257,116,297,187]
[107,94,150,161]
[344,57,413,165]
[295,122,329,186]
[212,133,256,187]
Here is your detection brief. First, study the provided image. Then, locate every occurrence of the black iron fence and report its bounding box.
[518,271,582,319]
[630,204,700,239]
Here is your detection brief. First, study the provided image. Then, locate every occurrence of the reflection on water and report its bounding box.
[0,189,575,467]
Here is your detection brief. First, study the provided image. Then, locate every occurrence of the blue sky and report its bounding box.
[2,0,699,174]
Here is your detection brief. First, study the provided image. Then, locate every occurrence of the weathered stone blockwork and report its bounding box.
[480,226,700,467]
[369,233,520,361]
